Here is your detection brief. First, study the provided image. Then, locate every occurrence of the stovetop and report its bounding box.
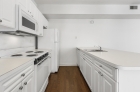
[2,49,49,59]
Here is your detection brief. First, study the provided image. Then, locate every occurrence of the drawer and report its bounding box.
[80,51,92,61]
[0,64,34,91]
[93,58,118,81]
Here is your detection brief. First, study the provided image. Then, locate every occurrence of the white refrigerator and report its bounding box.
[38,29,60,73]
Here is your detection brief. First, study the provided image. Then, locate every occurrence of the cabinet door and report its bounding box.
[76,49,80,67]
[22,72,34,92]
[0,0,15,28]
[17,0,28,13]
[102,73,117,92]
[42,15,48,28]
[92,65,102,92]
[80,56,84,74]
[85,59,92,89]
[37,11,43,36]
[10,83,22,92]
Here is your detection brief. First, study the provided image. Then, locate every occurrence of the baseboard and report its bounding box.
[60,63,78,66]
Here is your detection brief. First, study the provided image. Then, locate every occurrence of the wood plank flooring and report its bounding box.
[45,66,91,92]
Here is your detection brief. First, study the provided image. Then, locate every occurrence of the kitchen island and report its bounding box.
[77,47,140,92]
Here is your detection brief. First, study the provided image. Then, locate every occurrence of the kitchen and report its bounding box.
[0,0,140,92]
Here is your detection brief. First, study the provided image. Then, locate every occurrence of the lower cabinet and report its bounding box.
[11,83,22,92]
[10,72,34,92]
[92,65,117,92]
[85,58,92,89]
[77,49,118,92]
[92,65,102,92]
[22,72,34,92]
[0,63,34,92]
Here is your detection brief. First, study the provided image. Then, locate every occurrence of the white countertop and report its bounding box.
[0,58,34,77]
[0,49,52,77]
[78,47,140,70]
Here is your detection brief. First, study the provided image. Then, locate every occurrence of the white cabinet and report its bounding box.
[42,15,48,29]
[102,73,117,92]
[28,1,38,19]
[0,0,16,28]
[11,83,22,92]
[76,49,80,66]
[92,65,102,92]
[85,59,92,89]
[9,72,34,92]
[37,12,49,37]
[17,0,28,13]
[37,11,44,36]
[77,49,118,92]
[22,72,34,92]
[93,65,117,92]
[0,62,34,92]
[80,56,84,74]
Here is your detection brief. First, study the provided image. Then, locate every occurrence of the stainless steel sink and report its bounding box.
[84,49,107,52]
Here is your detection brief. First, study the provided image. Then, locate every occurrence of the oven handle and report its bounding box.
[38,56,49,66]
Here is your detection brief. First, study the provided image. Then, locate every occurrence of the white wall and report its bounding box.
[48,19,140,66]
[0,34,35,57]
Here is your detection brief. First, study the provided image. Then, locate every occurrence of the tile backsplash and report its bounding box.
[0,34,35,57]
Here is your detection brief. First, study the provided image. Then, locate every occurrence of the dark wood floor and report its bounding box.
[45,66,91,92]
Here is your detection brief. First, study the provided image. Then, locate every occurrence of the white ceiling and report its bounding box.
[35,0,140,4]
[44,14,140,19]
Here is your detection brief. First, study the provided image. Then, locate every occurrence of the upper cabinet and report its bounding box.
[17,0,28,13]
[42,15,48,29]
[0,0,49,36]
[0,0,16,28]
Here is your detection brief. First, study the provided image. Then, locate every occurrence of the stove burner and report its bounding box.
[27,54,38,57]
[12,54,22,57]
[26,51,33,53]
[34,51,44,53]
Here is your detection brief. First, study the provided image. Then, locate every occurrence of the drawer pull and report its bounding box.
[24,82,27,85]
[98,71,101,74]
[99,65,102,67]
[100,73,103,76]
[21,73,25,77]
[19,86,23,90]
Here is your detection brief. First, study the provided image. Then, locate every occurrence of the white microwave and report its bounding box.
[0,5,38,36]
[17,6,38,35]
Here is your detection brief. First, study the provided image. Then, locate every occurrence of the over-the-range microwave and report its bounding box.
[0,5,38,36]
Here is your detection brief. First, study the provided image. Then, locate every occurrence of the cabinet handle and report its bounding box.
[99,65,102,67]
[19,86,23,90]
[0,19,2,22]
[100,73,103,76]
[83,58,85,60]
[21,73,25,77]
[98,71,101,74]
[24,82,27,85]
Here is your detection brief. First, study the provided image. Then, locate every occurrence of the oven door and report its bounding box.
[37,57,50,92]
[18,7,38,35]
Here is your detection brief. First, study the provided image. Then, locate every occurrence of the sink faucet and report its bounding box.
[99,46,102,50]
